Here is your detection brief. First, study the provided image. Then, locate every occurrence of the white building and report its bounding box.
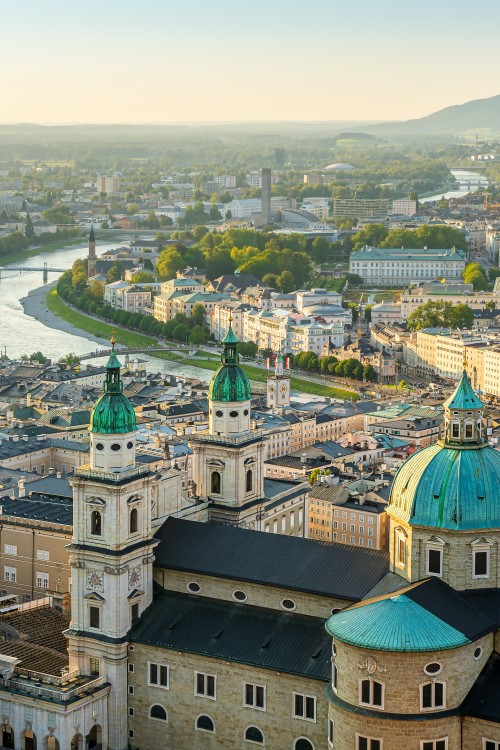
[212,175,236,188]
[224,198,261,219]
[391,199,417,216]
[97,175,120,194]
[349,246,467,285]
[401,283,499,321]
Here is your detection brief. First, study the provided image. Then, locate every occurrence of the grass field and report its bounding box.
[0,238,83,267]
[47,291,359,399]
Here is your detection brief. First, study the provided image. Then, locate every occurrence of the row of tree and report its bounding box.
[293,351,377,381]
[350,223,469,253]
[407,300,475,331]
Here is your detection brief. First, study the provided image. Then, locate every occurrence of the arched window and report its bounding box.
[195,715,215,733]
[246,469,253,493]
[295,739,314,750]
[359,678,384,708]
[211,471,221,494]
[149,704,167,721]
[91,510,102,536]
[245,726,264,744]
[130,508,138,534]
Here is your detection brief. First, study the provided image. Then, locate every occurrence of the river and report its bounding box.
[0,242,212,383]
[419,169,489,204]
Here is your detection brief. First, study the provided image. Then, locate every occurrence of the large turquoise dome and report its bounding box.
[389,370,499,530]
[90,348,137,434]
[208,324,251,403]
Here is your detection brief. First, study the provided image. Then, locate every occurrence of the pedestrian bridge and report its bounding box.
[79,345,194,360]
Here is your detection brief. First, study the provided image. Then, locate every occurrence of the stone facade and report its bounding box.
[127,643,327,750]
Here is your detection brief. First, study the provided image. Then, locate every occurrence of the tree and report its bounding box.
[310,237,331,263]
[156,248,184,280]
[25,213,35,241]
[486,299,496,311]
[407,300,473,332]
[131,271,156,283]
[262,273,278,288]
[107,263,125,282]
[190,303,206,328]
[277,270,295,293]
[363,364,377,382]
[193,225,209,241]
[173,323,190,341]
[189,326,208,345]
[29,351,47,364]
[237,341,258,358]
[59,353,81,367]
[463,263,489,291]
[398,379,407,391]
[88,280,104,302]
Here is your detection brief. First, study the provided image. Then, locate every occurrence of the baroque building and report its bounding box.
[325,371,500,750]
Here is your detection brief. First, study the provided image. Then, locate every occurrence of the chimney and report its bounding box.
[18,478,26,498]
[48,467,56,476]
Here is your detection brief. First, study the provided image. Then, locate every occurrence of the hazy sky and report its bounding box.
[2,0,499,124]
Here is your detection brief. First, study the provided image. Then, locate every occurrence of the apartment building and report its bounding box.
[97,174,120,193]
[308,480,389,550]
[391,199,417,216]
[401,283,499,320]
[333,197,391,219]
[350,246,466,285]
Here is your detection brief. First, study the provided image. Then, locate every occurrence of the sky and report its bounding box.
[2,0,499,124]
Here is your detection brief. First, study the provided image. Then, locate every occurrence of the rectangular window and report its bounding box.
[89,657,100,676]
[421,682,445,710]
[473,549,489,578]
[4,545,17,555]
[128,685,134,695]
[293,692,316,721]
[244,683,266,710]
[398,537,406,565]
[4,566,16,582]
[484,742,500,750]
[149,662,169,688]
[131,603,139,624]
[128,707,134,717]
[421,741,447,750]
[427,548,443,576]
[36,550,49,561]
[36,572,49,589]
[195,672,216,699]
[89,606,100,629]
[357,736,382,750]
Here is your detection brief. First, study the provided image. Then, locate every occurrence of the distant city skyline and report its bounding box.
[2,0,499,124]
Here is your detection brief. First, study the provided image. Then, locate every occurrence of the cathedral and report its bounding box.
[1,333,500,749]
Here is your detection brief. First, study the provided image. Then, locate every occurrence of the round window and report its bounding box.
[215,410,223,417]
[230,410,239,418]
[331,608,341,615]
[95,443,104,451]
[111,443,121,451]
[474,646,482,660]
[281,598,296,611]
[187,582,200,593]
[244,409,249,416]
[233,590,247,602]
[424,662,442,676]
[127,441,133,449]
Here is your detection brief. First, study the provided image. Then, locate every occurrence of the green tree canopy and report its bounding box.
[407,300,474,331]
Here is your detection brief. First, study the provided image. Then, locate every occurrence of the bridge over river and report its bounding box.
[79,345,196,361]
[0,261,65,280]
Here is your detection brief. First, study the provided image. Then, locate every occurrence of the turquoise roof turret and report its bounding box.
[443,369,484,411]
[388,370,500,530]
[325,591,470,652]
[208,319,251,403]
[89,335,137,434]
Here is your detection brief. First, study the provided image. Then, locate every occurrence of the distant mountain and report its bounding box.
[365,94,500,137]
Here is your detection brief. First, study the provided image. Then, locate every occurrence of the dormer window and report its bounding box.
[452,423,459,438]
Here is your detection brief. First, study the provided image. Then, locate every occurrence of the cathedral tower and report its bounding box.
[191,320,266,520]
[66,338,157,750]
[266,351,290,412]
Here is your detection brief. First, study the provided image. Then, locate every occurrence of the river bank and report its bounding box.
[39,287,358,399]
[0,237,85,267]
[20,283,111,348]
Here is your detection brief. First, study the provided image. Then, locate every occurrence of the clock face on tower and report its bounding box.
[268,384,275,394]
[280,384,288,394]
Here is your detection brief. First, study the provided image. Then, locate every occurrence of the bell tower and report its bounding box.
[190,320,265,518]
[266,351,290,412]
[66,337,157,750]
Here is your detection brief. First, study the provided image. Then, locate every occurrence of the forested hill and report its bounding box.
[364,94,500,137]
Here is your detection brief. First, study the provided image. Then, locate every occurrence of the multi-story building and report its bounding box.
[400,283,499,321]
[240,308,345,356]
[97,174,121,194]
[486,221,500,261]
[350,246,467,286]
[114,285,151,314]
[333,197,391,220]
[391,199,417,216]
[212,175,236,188]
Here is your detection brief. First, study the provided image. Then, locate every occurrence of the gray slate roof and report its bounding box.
[131,589,331,680]
[154,518,389,601]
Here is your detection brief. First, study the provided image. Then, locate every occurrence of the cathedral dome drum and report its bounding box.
[389,371,500,530]
[208,323,251,403]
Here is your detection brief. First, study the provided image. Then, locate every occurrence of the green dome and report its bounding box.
[90,349,137,434]
[208,323,251,403]
[325,593,469,652]
[389,442,500,530]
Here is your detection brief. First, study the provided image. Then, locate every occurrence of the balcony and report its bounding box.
[74,464,149,483]
[189,429,266,446]
[0,668,107,702]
